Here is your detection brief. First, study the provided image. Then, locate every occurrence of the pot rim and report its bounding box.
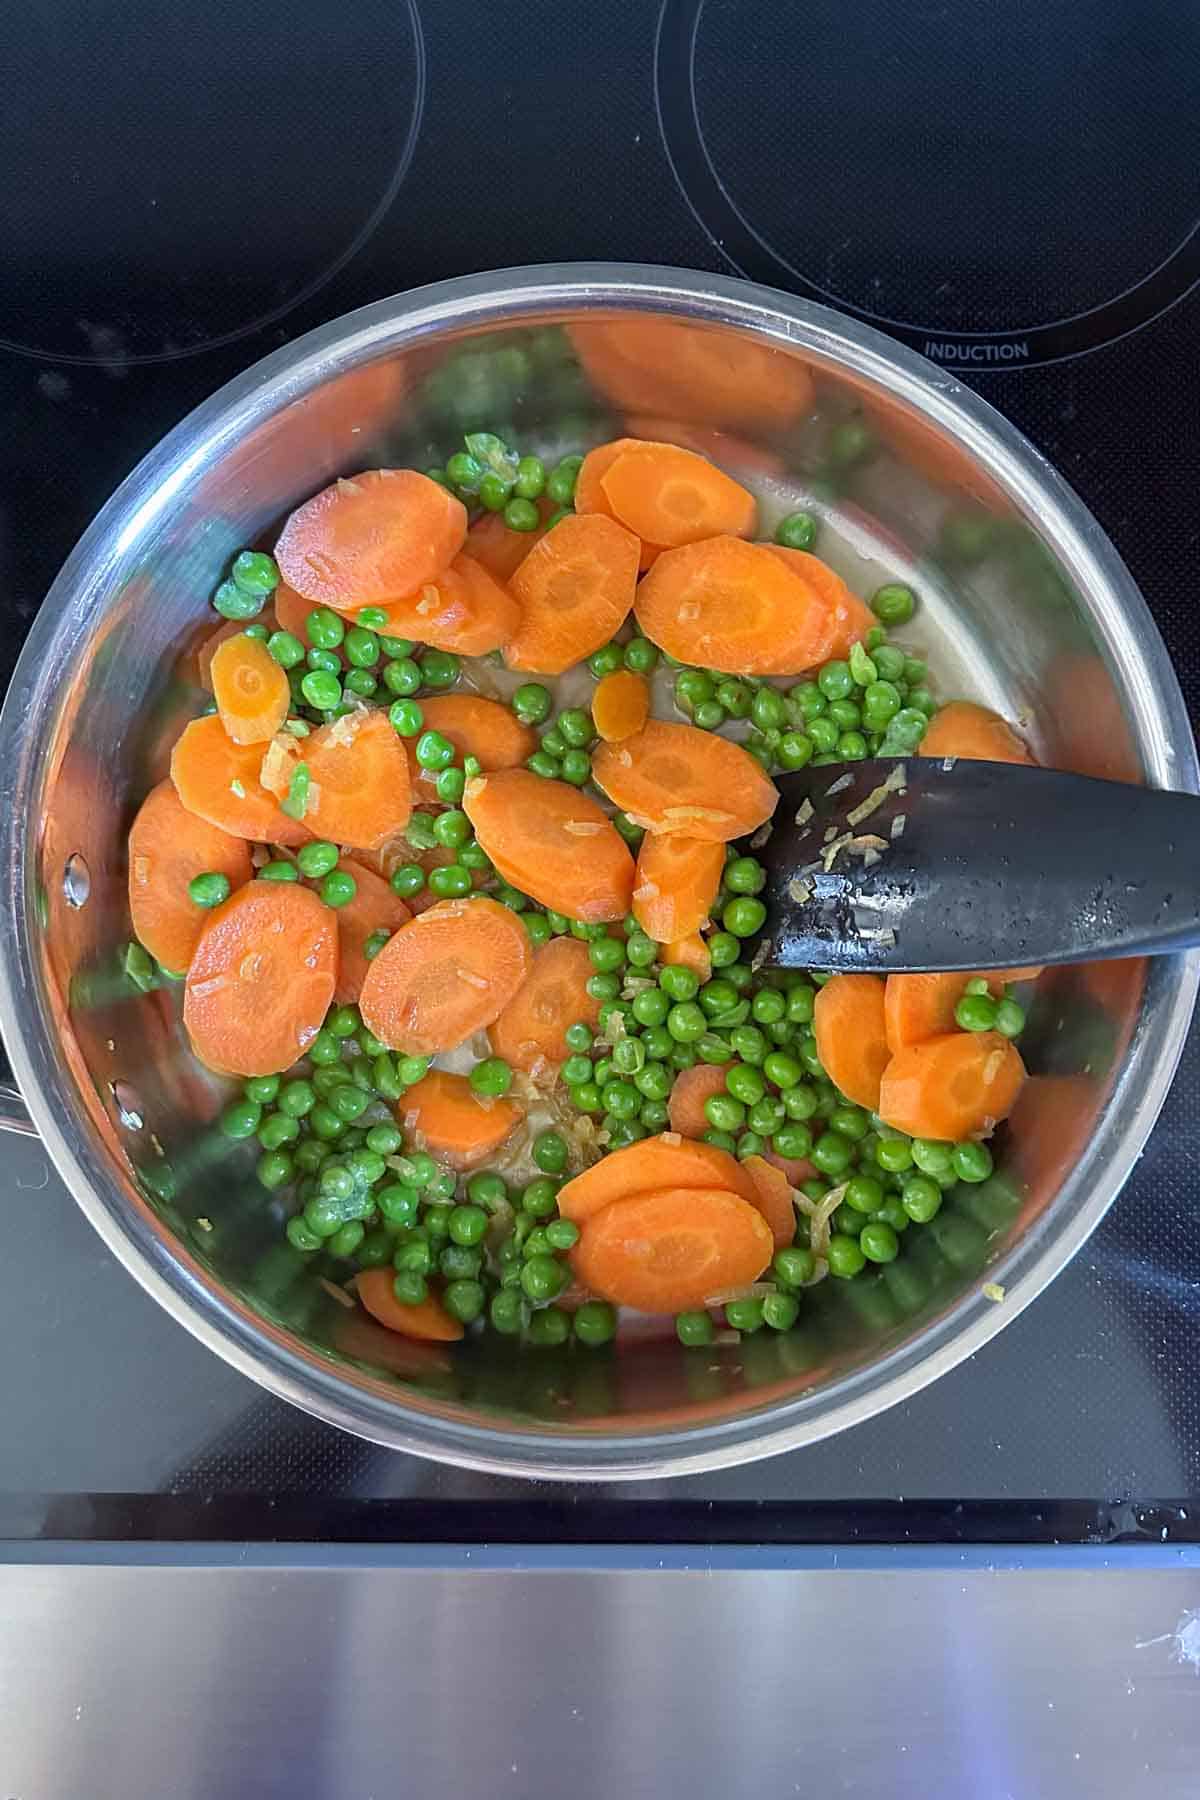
[2,263,1196,1479]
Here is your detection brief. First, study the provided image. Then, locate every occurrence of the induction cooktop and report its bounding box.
[2,0,1198,1544]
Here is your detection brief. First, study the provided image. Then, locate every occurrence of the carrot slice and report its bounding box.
[877,1031,1026,1141]
[466,501,552,581]
[569,319,816,433]
[570,1185,773,1313]
[592,719,777,842]
[171,714,310,845]
[355,1267,465,1342]
[599,443,756,548]
[209,632,290,746]
[271,580,330,646]
[558,1133,760,1224]
[505,511,640,674]
[666,1063,731,1140]
[763,547,877,662]
[332,858,412,1005]
[373,552,521,655]
[406,694,537,797]
[635,538,816,674]
[488,936,601,1074]
[660,932,712,984]
[918,700,1035,764]
[358,895,532,1055]
[398,1069,523,1169]
[575,438,671,570]
[632,832,724,943]
[196,619,244,692]
[463,769,635,922]
[275,469,468,614]
[813,973,891,1111]
[884,969,1042,1052]
[624,416,787,480]
[261,709,411,852]
[183,882,337,1076]
[742,1154,797,1250]
[764,1149,817,1186]
[592,669,650,743]
[127,780,252,975]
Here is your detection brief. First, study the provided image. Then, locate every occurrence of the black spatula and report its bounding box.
[752,758,1200,973]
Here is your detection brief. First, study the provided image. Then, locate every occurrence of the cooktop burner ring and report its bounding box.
[0,0,426,369]
[654,0,1200,368]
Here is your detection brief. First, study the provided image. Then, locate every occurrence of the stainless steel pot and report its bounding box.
[1,265,1194,1478]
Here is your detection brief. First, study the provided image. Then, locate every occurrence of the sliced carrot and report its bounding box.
[373,551,521,656]
[624,416,787,480]
[196,619,244,693]
[764,1149,817,1187]
[183,881,337,1076]
[406,694,537,796]
[355,1267,465,1342]
[358,895,532,1055]
[813,973,891,1111]
[661,932,712,984]
[742,1154,797,1250]
[592,669,650,743]
[592,719,777,842]
[599,442,756,548]
[466,500,552,581]
[570,1186,773,1313]
[569,319,816,433]
[667,1063,734,1140]
[877,1031,1026,1141]
[398,1069,523,1169]
[272,580,333,646]
[634,537,836,675]
[332,858,412,1006]
[632,832,724,943]
[558,1132,760,1223]
[261,709,411,852]
[170,714,310,845]
[763,548,877,662]
[209,632,291,746]
[463,769,635,922]
[275,469,468,614]
[884,969,1043,1052]
[576,438,668,570]
[127,780,252,975]
[505,511,640,674]
[488,936,601,1074]
[918,700,1035,764]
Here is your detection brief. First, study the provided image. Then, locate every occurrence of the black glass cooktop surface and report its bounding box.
[2,0,1198,1543]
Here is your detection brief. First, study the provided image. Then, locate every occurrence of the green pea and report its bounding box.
[319,869,357,909]
[477,471,508,512]
[634,1062,673,1103]
[612,1037,645,1076]
[676,1310,715,1347]
[748,1097,785,1136]
[826,1233,866,1277]
[772,1122,812,1160]
[213,579,264,621]
[188,871,230,908]
[344,674,377,707]
[729,1023,766,1064]
[723,896,766,937]
[955,992,998,1032]
[692,699,724,730]
[624,637,658,674]
[305,607,345,649]
[762,1050,802,1089]
[872,582,916,625]
[785,983,816,1024]
[469,1057,513,1099]
[774,1246,815,1287]
[504,496,540,531]
[375,1185,420,1232]
[560,1020,592,1053]
[244,1074,280,1105]
[277,1079,315,1120]
[554,707,590,748]
[613,811,645,845]
[604,1081,641,1121]
[231,549,280,595]
[531,1130,568,1175]
[666,1001,707,1042]
[425,865,469,899]
[443,1204,485,1249]
[725,1062,765,1106]
[863,680,902,727]
[642,1025,673,1060]
[573,1300,616,1345]
[446,450,483,494]
[541,727,567,758]
[585,936,623,976]
[704,1092,745,1133]
[306,1029,340,1067]
[842,1173,883,1214]
[547,457,582,504]
[299,669,341,711]
[808,716,839,753]
[994,998,1026,1038]
[286,1216,322,1253]
[383,657,422,697]
[587,642,625,678]
[508,454,544,500]
[512,683,553,725]
[829,1104,869,1141]
[657,964,698,1003]
[560,1053,592,1088]
[267,629,306,669]
[714,679,751,719]
[630,988,668,1029]
[429,809,468,851]
[723,856,765,896]
[705,932,738,969]
[725,1297,764,1333]
[419,650,460,690]
[859,1220,899,1263]
[490,1289,527,1334]
[256,1149,293,1190]
[541,1217,577,1253]
[775,510,818,551]
[625,932,658,969]
[875,1136,913,1174]
[817,660,853,701]
[308,1103,344,1141]
[776,730,814,770]
[387,864,424,901]
[952,1140,994,1183]
[413,729,453,773]
[521,1255,567,1303]
[900,1174,942,1223]
[762,1290,800,1331]
[750,687,786,732]
[788,680,826,721]
[220,1098,262,1140]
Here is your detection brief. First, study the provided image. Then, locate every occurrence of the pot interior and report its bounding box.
[19,289,1187,1468]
